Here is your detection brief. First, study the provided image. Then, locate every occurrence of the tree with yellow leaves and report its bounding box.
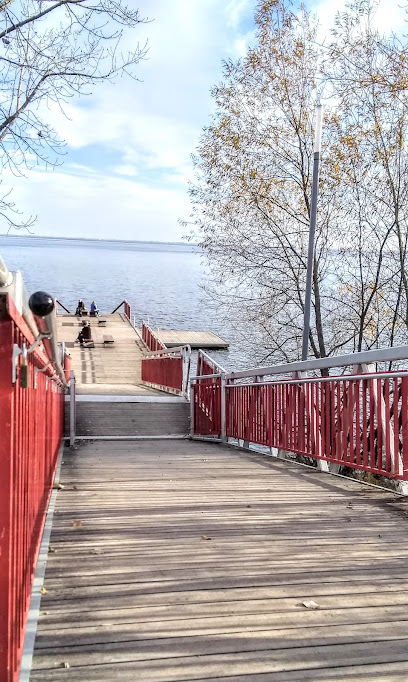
[186,0,408,367]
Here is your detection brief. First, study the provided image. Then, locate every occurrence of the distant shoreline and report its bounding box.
[0,234,199,248]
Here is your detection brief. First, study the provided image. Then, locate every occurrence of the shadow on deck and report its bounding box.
[30,439,408,681]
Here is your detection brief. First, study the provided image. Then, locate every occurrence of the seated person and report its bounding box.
[76,321,92,346]
[75,299,86,316]
[76,321,86,346]
[82,321,92,343]
[90,300,99,316]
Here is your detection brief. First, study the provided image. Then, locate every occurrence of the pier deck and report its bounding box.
[156,329,229,349]
[30,440,408,681]
[57,313,160,395]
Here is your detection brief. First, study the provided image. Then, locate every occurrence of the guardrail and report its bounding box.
[56,299,71,313]
[191,351,226,435]
[191,346,408,484]
[111,300,131,319]
[0,288,65,681]
[141,344,191,397]
[141,321,166,351]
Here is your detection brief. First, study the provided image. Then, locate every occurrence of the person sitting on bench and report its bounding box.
[90,300,99,316]
[76,321,92,346]
[75,299,87,316]
[82,321,92,343]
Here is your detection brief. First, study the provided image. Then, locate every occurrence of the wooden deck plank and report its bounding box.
[30,440,408,681]
[155,329,229,349]
[57,313,159,395]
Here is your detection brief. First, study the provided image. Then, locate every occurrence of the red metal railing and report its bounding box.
[0,295,65,682]
[142,354,183,392]
[191,345,408,480]
[192,379,222,436]
[141,321,165,351]
[225,374,408,479]
[191,351,225,437]
[141,323,190,395]
[111,300,131,319]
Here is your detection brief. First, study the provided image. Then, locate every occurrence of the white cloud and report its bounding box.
[12,0,256,241]
[3,165,191,241]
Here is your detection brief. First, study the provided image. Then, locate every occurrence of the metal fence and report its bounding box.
[0,294,65,682]
[191,346,408,482]
[191,351,226,437]
[141,321,166,351]
[111,300,131,319]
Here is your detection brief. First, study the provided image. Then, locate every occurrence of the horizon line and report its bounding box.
[0,234,200,247]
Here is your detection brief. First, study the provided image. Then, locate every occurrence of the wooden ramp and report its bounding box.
[30,440,408,681]
[58,313,160,395]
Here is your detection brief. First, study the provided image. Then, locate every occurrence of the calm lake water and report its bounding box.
[0,235,249,370]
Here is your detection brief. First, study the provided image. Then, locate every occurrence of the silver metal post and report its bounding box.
[220,372,226,442]
[301,104,323,361]
[69,370,76,448]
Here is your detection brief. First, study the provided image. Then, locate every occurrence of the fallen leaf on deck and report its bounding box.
[48,546,56,553]
[61,662,70,669]
[71,520,83,527]
[40,587,47,595]
[53,483,64,490]
[302,600,319,609]
[201,535,212,540]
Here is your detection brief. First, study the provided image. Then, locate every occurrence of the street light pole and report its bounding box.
[301,104,323,361]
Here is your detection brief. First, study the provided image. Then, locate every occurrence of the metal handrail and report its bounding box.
[56,299,71,313]
[0,255,39,339]
[0,253,12,286]
[145,345,189,357]
[112,300,131,316]
[34,299,67,387]
[224,370,408,387]
[227,345,408,381]
[191,373,222,381]
[197,349,227,375]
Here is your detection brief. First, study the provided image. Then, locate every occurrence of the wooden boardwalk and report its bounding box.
[58,313,160,395]
[30,440,408,681]
[156,329,229,349]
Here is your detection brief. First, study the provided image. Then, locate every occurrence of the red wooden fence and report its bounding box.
[0,295,64,682]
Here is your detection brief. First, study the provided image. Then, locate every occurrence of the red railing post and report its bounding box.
[0,294,65,682]
[0,316,13,680]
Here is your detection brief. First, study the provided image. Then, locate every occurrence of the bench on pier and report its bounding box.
[103,335,114,345]
[98,319,107,327]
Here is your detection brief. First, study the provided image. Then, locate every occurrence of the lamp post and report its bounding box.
[301,104,323,361]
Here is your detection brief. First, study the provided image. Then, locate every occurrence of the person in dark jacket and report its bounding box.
[75,299,86,316]
[76,321,92,346]
[82,321,92,342]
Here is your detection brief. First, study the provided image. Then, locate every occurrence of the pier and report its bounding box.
[2,288,408,681]
[30,441,408,681]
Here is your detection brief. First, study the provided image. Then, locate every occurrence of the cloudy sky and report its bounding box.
[4,0,407,242]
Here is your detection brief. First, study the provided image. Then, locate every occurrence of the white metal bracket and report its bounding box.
[12,332,52,385]
[33,362,52,389]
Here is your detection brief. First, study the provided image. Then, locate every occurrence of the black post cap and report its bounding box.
[29,291,55,318]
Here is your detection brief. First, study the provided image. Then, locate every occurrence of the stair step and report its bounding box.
[65,401,190,437]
